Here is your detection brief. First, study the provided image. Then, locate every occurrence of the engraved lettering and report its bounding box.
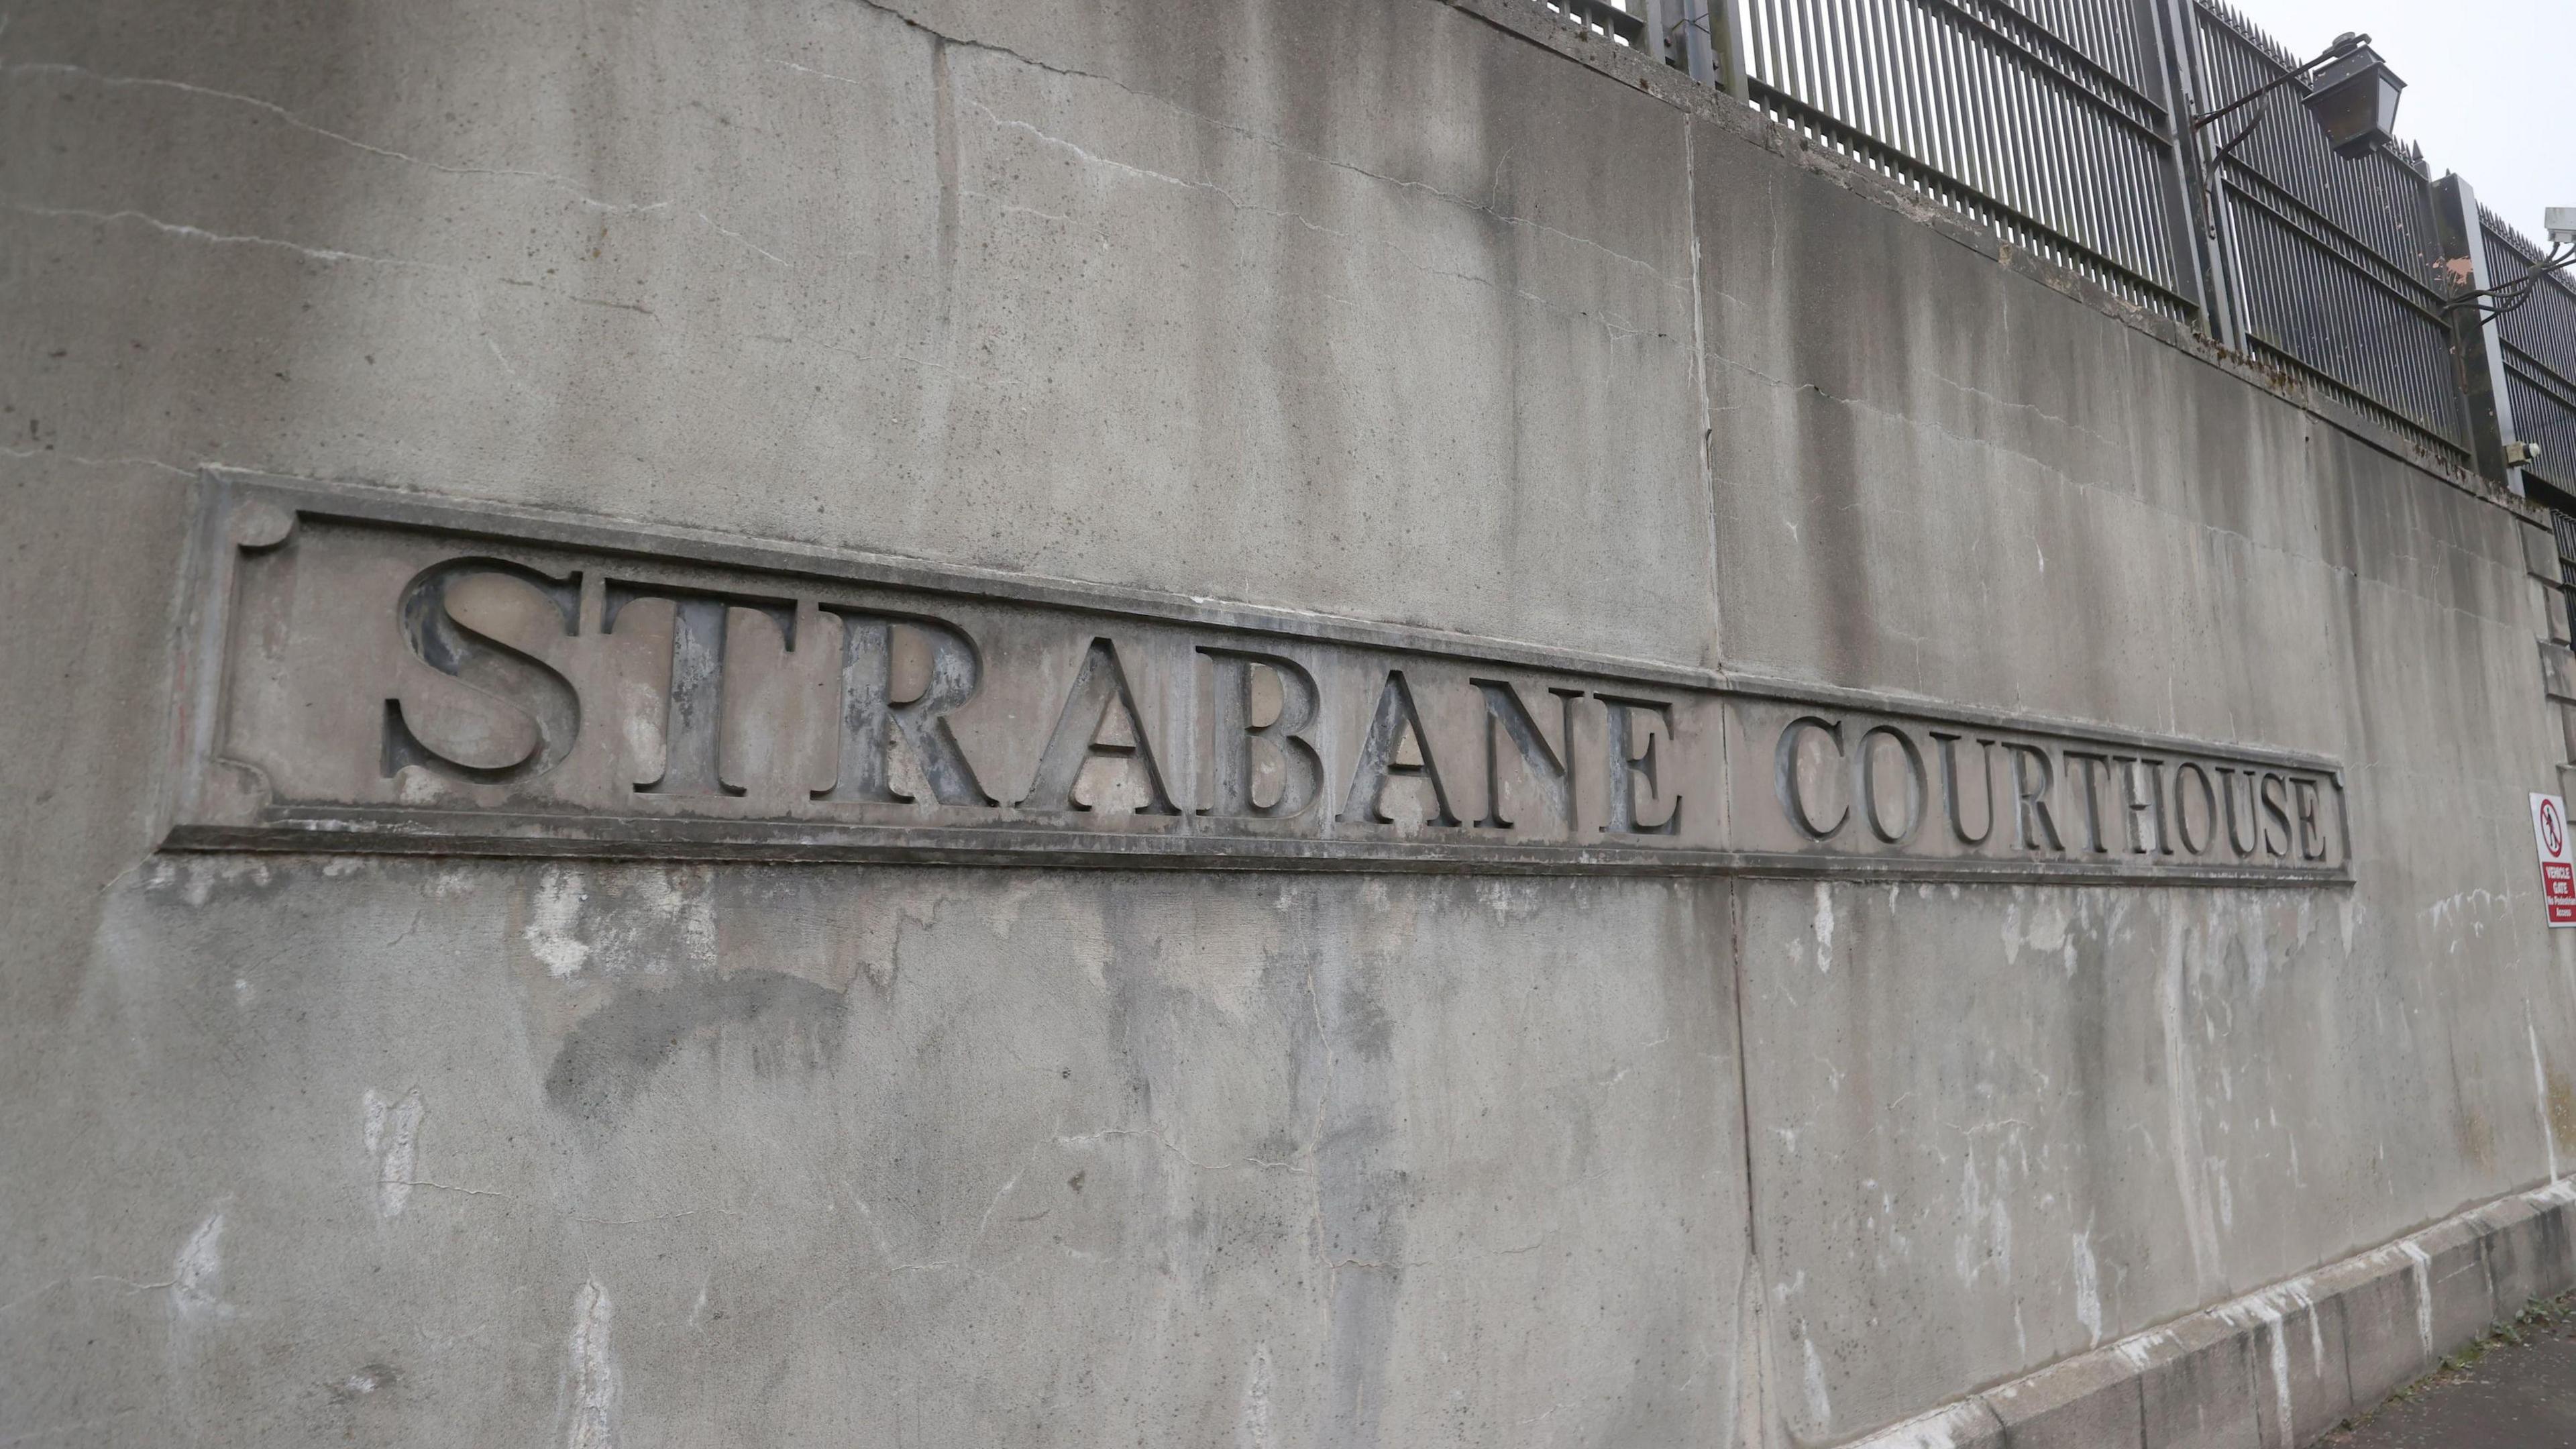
[2111,756,2164,855]
[1340,670,1460,826]
[2008,744,2065,851]
[2259,771,2292,858]
[2218,767,2259,857]
[815,611,994,807]
[2063,750,2113,853]
[1776,715,1848,841]
[382,558,582,784]
[1025,637,1180,814]
[2171,761,2217,856]
[2293,777,2328,862]
[1200,648,1323,820]
[1929,731,1999,847]
[1472,680,1580,831]
[2137,759,2173,856]
[185,482,2369,883]
[1598,695,1680,836]
[1856,724,1925,845]
[606,584,797,798]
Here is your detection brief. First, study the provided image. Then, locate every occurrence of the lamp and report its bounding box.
[2190,32,2403,163]
[2300,43,2404,159]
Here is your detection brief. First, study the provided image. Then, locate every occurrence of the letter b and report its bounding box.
[1199,648,1322,820]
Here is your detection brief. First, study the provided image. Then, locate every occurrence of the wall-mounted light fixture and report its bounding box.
[2191,32,2402,162]
[2298,43,2405,158]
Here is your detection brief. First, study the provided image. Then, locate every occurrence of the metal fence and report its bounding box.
[1737,0,2196,318]
[2188,1,2467,458]
[1523,0,2571,496]
[2487,213,2576,494]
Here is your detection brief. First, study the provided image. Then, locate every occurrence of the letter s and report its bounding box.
[2257,771,2292,858]
[382,558,582,784]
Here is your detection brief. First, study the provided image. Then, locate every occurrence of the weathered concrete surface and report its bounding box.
[1691,80,2576,1440]
[3,860,1744,1443]
[5,0,2575,1446]
[1,0,1715,666]
[1840,1180,2576,1449]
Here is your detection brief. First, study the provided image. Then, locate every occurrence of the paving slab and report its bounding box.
[2329,1301,2576,1449]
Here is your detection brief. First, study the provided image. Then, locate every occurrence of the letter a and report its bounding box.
[1022,638,1179,814]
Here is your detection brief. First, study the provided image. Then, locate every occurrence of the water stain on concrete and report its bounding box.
[2548,1067,2576,1152]
[544,970,849,1126]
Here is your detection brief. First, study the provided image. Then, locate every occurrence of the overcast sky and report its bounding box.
[2224,0,2573,243]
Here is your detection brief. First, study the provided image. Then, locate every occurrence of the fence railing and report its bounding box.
[1735,0,2196,318]
[2188,1,2469,458]
[1522,0,2572,496]
[2486,213,2576,495]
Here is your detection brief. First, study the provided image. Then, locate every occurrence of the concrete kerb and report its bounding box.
[1834,1179,2576,1449]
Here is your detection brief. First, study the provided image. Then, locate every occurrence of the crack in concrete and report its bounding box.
[2,61,669,214]
[0,444,191,477]
[3,199,432,269]
[847,0,1684,287]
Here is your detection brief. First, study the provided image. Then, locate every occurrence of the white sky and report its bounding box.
[2222,0,2575,243]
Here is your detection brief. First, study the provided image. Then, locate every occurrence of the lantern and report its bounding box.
[2302,43,2404,160]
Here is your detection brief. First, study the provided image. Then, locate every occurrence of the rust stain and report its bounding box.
[2547,1067,2576,1151]
[2458,1102,2497,1172]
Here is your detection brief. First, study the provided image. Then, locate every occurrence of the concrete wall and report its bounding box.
[3,0,2569,1445]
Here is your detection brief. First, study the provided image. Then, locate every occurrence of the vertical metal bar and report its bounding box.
[2163,0,2241,345]
[1866,0,1902,166]
[1641,0,1674,67]
[2434,174,2527,492]
[1680,0,1720,85]
[1819,0,1853,142]
[1860,0,1896,165]
[1935,7,1974,203]
[1909,0,1939,168]
[1763,0,1792,97]
[1792,0,1813,107]
[1984,38,2027,229]
[1714,0,1756,97]
[1755,0,1786,97]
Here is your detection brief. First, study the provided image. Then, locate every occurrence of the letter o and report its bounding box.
[2171,762,2217,856]
[1775,716,1849,841]
[1856,724,1927,845]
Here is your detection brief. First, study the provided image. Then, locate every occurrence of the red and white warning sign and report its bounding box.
[2534,794,2576,928]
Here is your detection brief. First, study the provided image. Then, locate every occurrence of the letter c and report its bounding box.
[1776,715,1849,841]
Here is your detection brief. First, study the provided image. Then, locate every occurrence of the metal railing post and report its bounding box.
[2144,0,2224,340]
[2153,0,2247,347]
[1672,0,1717,88]
[2433,173,2528,494]
[1640,0,1674,68]
[1711,0,1753,101]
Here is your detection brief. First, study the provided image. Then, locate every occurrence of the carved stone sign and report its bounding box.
[164,474,2351,885]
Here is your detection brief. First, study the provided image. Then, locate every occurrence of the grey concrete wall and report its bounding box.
[2,1,2569,1447]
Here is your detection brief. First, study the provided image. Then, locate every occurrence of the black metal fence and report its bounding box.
[2488,215,2576,494]
[1739,0,2196,319]
[2188,2,2468,459]
[1526,0,2573,496]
